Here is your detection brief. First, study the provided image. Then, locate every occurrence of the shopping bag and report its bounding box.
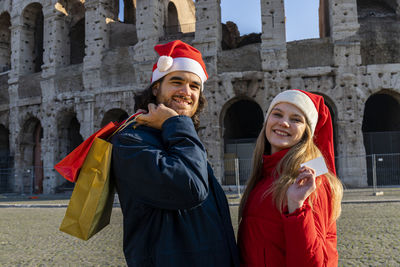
[59,137,115,240]
[54,112,142,182]
[59,114,141,240]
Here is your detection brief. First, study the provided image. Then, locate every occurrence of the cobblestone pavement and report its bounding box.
[1,193,400,266]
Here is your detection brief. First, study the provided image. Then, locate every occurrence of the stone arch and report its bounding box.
[21,3,44,74]
[0,12,11,72]
[0,124,11,192]
[165,0,196,35]
[362,89,400,185]
[166,1,180,34]
[101,108,129,127]
[220,97,264,184]
[20,117,43,194]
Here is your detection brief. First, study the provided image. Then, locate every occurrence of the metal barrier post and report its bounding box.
[234,158,241,197]
[372,154,377,194]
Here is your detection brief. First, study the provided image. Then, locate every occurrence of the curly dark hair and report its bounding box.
[134,77,207,131]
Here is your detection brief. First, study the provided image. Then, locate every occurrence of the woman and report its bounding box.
[238,89,343,267]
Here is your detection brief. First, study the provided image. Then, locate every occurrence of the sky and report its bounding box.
[220,0,320,41]
[119,0,319,42]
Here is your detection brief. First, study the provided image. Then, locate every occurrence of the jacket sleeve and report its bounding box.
[282,178,339,267]
[111,115,209,210]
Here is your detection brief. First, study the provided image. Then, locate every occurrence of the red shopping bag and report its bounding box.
[54,112,142,182]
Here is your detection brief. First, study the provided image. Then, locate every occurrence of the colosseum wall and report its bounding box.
[1,0,400,194]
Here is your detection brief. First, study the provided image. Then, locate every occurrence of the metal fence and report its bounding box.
[221,153,400,195]
[0,166,74,194]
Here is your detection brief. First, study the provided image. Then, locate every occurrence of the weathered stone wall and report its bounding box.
[218,44,262,72]
[287,38,334,69]
[2,0,400,193]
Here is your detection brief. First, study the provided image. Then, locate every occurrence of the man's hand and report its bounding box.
[135,103,179,130]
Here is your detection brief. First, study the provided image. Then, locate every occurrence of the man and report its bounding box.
[111,40,239,267]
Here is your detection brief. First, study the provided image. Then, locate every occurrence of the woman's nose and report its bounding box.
[278,118,290,127]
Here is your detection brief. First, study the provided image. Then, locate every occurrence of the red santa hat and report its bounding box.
[151,40,208,89]
[265,89,336,175]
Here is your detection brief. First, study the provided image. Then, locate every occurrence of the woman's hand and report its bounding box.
[286,166,317,213]
[135,103,178,130]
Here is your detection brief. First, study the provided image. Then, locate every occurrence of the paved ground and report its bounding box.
[1,188,400,266]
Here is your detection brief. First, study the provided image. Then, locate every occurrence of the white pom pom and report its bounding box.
[157,56,173,72]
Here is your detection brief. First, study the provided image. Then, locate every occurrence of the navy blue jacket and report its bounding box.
[111,115,239,267]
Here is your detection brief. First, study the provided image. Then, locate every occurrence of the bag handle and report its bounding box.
[107,111,143,141]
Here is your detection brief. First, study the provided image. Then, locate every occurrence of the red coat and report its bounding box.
[238,149,338,267]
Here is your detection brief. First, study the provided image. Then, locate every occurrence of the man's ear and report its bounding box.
[152,82,159,96]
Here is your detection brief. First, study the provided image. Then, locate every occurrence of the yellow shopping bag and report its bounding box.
[59,137,115,240]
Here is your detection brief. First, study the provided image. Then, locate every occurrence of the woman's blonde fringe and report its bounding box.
[239,123,343,224]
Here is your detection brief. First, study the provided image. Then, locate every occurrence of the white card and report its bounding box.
[300,156,329,177]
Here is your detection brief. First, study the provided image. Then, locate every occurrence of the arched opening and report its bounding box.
[362,91,400,185]
[101,109,129,127]
[220,0,261,49]
[223,99,264,184]
[0,12,11,72]
[57,113,83,191]
[0,124,11,193]
[357,0,400,65]
[21,3,44,74]
[70,17,85,64]
[20,118,43,194]
[166,2,180,35]
[118,0,136,24]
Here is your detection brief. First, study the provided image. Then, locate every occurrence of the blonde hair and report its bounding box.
[239,120,343,223]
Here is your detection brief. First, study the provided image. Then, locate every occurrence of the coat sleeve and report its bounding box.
[111,115,209,210]
[282,178,339,267]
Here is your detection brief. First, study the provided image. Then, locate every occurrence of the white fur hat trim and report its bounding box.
[265,90,318,135]
[152,57,207,90]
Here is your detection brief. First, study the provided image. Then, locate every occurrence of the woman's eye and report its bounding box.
[272,113,282,117]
